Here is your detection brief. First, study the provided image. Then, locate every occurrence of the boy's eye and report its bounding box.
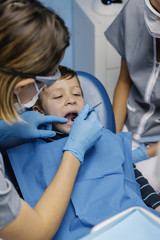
[53,95,62,99]
[73,91,82,96]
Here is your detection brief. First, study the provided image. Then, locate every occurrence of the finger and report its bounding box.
[93,106,100,112]
[38,115,68,124]
[78,104,90,119]
[86,107,99,118]
[87,110,101,124]
[39,130,56,139]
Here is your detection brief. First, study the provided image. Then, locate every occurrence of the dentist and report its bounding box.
[0,1,102,240]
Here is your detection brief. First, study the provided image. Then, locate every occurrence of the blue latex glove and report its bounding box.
[132,144,150,163]
[63,104,102,164]
[0,111,67,140]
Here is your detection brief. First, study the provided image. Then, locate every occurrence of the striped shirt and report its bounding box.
[134,164,160,209]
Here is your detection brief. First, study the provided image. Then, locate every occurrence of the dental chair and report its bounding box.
[5,72,160,239]
[76,71,116,132]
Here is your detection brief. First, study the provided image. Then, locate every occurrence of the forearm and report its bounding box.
[113,59,132,133]
[0,151,80,240]
[34,151,81,236]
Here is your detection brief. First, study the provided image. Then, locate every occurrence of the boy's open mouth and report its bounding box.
[64,111,78,124]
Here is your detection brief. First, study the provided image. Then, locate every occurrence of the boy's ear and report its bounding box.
[32,105,45,115]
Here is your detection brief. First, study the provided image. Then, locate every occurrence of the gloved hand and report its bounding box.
[0,111,68,140]
[63,104,102,164]
[132,144,150,163]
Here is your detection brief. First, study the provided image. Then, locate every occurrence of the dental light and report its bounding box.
[93,0,124,16]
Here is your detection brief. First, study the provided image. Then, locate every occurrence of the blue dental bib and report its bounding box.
[7,129,160,240]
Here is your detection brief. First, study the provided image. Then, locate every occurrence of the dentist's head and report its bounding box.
[0,0,70,123]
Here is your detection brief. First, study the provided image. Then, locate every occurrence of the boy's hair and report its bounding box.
[36,65,83,111]
[0,0,70,123]
[58,66,82,91]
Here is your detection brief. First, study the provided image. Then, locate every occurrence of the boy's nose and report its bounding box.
[65,96,76,105]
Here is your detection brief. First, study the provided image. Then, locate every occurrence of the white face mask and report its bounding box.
[144,0,160,38]
[16,81,44,109]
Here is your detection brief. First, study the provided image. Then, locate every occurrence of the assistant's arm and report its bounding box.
[113,58,132,133]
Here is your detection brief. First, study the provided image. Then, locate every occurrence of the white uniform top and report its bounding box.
[0,153,21,229]
[105,0,160,141]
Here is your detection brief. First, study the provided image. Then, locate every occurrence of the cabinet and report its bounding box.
[73,0,127,101]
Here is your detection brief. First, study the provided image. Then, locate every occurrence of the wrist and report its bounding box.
[63,151,81,167]
[63,139,85,164]
[132,144,150,163]
[63,147,84,164]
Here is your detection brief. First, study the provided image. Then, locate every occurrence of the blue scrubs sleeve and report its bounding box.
[104,3,126,59]
[104,0,145,62]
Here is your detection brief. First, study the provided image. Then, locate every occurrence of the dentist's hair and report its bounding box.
[0,0,70,123]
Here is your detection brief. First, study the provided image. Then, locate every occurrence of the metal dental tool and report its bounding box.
[88,101,103,115]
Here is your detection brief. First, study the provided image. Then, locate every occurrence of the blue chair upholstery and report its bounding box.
[77,71,116,133]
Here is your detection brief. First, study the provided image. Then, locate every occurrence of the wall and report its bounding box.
[40,0,74,68]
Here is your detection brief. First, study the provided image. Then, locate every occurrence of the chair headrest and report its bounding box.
[77,71,116,133]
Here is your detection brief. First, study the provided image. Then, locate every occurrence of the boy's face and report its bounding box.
[39,76,85,134]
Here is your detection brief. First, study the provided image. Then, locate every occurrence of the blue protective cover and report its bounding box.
[7,129,160,240]
[80,208,160,240]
